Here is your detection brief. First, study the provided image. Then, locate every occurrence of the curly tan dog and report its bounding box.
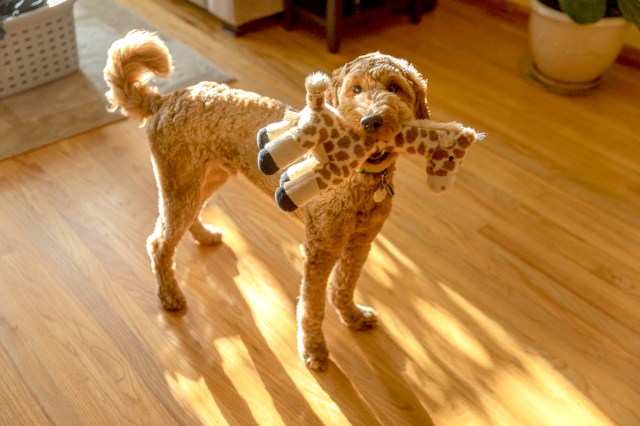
[104,30,429,371]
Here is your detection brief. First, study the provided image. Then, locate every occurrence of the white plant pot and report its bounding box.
[529,0,629,88]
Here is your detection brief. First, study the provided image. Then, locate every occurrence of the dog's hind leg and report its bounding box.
[189,219,223,246]
[189,167,229,246]
[147,184,203,311]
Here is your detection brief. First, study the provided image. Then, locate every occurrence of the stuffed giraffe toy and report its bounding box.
[257,72,483,211]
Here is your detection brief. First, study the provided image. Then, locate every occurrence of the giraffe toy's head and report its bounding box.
[389,120,483,194]
[425,125,480,193]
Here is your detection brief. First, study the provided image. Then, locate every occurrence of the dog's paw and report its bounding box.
[159,287,187,311]
[299,338,329,371]
[344,305,378,330]
[301,348,329,372]
[191,223,223,246]
[305,353,329,372]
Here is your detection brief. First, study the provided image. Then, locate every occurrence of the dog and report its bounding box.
[104,30,429,371]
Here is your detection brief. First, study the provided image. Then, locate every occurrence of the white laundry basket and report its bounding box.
[0,0,78,99]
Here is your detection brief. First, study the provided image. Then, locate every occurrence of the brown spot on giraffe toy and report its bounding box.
[257,72,483,211]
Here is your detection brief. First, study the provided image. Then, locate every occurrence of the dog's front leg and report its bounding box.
[329,235,380,330]
[329,200,391,330]
[297,240,344,372]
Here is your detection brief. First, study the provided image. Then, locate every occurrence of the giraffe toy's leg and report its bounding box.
[279,156,318,186]
[275,169,322,212]
[256,110,300,149]
[257,120,293,149]
[257,127,311,175]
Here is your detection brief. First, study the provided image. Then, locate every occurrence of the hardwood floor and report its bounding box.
[1,0,639,424]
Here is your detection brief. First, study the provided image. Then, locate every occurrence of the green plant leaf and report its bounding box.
[559,0,607,24]
[618,0,640,30]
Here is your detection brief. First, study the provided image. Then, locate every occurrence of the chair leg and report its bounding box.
[326,0,343,53]
[423,0,438,13]
[284,0,294,30]
[410,0,422,23]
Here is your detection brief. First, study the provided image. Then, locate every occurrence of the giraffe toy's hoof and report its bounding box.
[280,171,291,186]
[257,149,280,175]
[275,186,298,212]
[257,127,270,149]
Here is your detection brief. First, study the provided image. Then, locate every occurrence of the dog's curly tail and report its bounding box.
[104,30,173,123]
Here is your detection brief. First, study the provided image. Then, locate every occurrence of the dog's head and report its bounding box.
[326,52,429,143]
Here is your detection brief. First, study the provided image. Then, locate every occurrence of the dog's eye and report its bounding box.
[352,84,362,94]
[388,83,400,93]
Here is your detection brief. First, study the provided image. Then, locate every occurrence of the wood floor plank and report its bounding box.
[1,0,639,424]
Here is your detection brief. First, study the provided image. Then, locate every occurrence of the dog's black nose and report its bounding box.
[360,114,383,132]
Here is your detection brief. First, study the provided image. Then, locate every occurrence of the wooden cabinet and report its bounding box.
[284,0,437,52]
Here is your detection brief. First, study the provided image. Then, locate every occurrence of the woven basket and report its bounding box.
[0,0,78,99]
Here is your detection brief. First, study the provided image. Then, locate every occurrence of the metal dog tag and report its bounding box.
[373,186,387,202]
[373,170,394,203]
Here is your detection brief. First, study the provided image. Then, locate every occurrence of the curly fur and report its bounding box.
[104,30,173,122]
[104,30,429,371]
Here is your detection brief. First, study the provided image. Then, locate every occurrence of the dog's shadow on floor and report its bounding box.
[317,325,438,425]
[158,242,323,424]
[158,237,440,424]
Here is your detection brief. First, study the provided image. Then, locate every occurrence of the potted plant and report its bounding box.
[529,0,640,91]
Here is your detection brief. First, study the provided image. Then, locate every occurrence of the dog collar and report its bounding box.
[356,151,389,174]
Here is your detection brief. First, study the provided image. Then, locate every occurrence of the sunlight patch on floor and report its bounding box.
[366,234,421,289]
[437,283,616,426]
[375,234,421,274]
[164,371,227,425]
[492,366,615,426]
[440,283,521,352]
[201,207,249,254]
[202,207,350,424]
[213,335,283,425]
[414,297,494,369]
[234,264,295,336]
[381,307,440,373]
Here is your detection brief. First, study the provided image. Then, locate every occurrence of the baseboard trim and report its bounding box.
[459,0,640,69]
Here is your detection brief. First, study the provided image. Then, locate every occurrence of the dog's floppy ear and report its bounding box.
[325,63,349,108]
[405,65,430,119]
[390,55,430,119]
[413,82,430,119]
